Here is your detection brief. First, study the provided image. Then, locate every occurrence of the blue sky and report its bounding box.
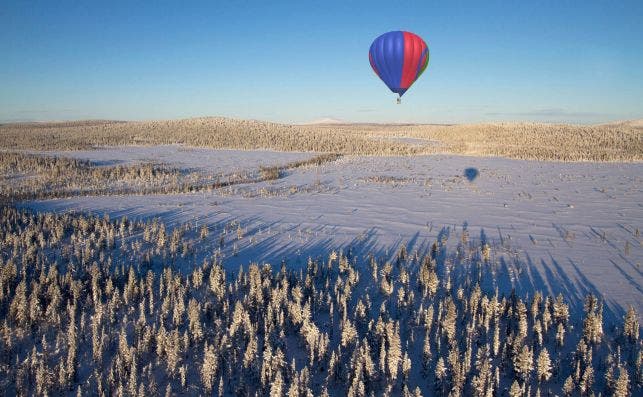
[1,1,642,124]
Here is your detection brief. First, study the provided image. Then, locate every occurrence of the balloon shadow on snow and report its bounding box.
[464,167,479,182]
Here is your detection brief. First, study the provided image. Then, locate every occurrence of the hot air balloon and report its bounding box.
[369,31,429,103]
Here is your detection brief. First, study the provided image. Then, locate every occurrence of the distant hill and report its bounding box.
[1,116,641,161]
[297,117,347,125]
[597,119,643,129]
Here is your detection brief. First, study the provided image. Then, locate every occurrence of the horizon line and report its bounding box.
[2,115,642,127]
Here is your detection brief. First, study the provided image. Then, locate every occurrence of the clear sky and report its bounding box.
[1,1,642,124]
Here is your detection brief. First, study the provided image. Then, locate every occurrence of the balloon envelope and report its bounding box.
[369,31,429,97]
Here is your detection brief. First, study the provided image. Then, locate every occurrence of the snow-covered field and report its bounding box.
[21,146,642,320]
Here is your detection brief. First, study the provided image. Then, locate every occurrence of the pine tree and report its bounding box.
[448,346,465,396]
[613,366,629,397]
[435,357,447,393]
[472,346,491,397]
[129,355,139,396]
[579,365,594,395]
[418,257,439,296]
[200,224,209,239]
[553,294,569,324]
[35,358,50,396]
[157,223,166,250]
[493,321,500,357]
[202,343,218,393]
[341,319,358,347]
[513,345,533,382]
[66,309,78,385]
[442,299,457,345]
[481,243,491,262]
[244,335,258,369]
[288,379,300,397]
[271,371,284,397]
[563,375,574,396]
[533,320,543,346]
[536,348,552,383]
[508,380,522,397]
[165,329,181,375]
[422,332,432,371]
[10,279,28,326]
[236,224,244,240]
[517,300,528,340]
[542,298,552,333]
[402,351,411,380]
[583,310,603,345]
[386,322,402,380]
[530,292,542,322]
[556,322,565,347]
[187,298,203,342]
[28,284,42,324]
[623,306,639,342]
[605,364,616,395]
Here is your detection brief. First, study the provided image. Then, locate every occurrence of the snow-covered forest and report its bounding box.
[0,207,639,396]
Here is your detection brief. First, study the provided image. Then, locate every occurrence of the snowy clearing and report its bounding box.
[21,147,643,320]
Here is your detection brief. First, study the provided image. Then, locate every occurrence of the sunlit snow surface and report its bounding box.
[21,146,642,320]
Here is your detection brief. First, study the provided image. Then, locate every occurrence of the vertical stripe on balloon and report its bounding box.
[415,48,429,81]
[369,53,380,78]
[400,32,423,89]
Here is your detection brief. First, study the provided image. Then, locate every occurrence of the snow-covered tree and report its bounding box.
[623,306,639,342]
[508,380,522,397]
[613,366,630,397]
[513,345,533,382]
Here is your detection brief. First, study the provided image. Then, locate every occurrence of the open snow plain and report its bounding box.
[22,145,642,321]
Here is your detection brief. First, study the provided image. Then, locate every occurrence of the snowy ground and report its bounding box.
[20,146,643,321]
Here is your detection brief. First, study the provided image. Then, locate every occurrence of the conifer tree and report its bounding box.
[563,376,574,396]
[200,224,209,240]
[579,365,594,395]
[472,346,491,397]
[623,306,639,342]
[10,279,28,327]
[202,343,218,393]
[536,348,552,383]
[386,322,402,380]
[613,366,630,397]
[434,357,447,394]
[556,323,565,347]
[508,380,522,397]
[513,345,533,382]
[553,294,569,325]
[271,371,284,397]
[422,332,432,371]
